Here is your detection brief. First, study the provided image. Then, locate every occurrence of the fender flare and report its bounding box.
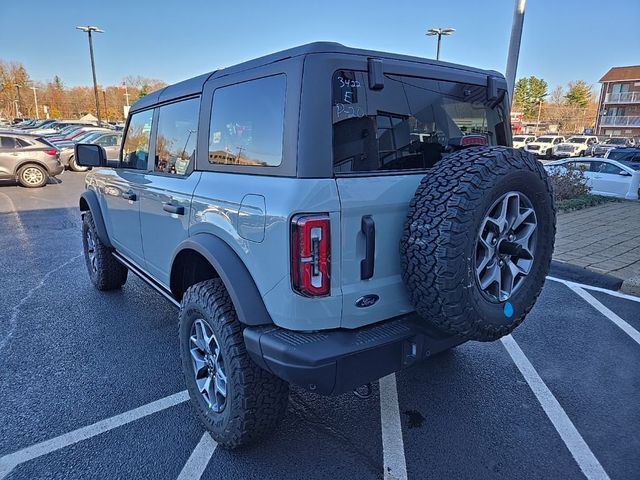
[79,190,113,248]
[171,234,273,326]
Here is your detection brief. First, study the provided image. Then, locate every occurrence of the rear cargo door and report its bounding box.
[333,70,508,328]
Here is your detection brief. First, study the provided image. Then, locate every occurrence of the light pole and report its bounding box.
[14,84,23,117]
[76,25,104,125]
[426,27,455,61]
[102,89,108,123]
[505,0,527,102]
[31,86,39,119]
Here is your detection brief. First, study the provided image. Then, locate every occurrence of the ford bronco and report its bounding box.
[75,42,555,448]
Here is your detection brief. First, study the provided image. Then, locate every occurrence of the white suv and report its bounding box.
[513,134,536,149]
[553,135,598,158]
[525,135,565,160]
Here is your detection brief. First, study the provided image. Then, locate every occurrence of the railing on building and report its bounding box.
[599,115,640,127]
[604,91,640,104]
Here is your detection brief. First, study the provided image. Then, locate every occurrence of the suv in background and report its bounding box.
[525,135,565,159]
[75,42,555,448]
[513,134,536,149]
[0,133,63,187]
[553,135,598,158]
[592,137,635,157]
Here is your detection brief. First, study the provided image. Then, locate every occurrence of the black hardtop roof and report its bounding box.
[131,42,503,112]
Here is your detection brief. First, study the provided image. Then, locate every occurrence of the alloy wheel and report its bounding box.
[189,318,227,413]
[474,191,538,302]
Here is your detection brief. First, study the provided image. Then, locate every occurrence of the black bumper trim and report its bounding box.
[243,314,464,395]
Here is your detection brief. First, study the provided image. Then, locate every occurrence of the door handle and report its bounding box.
[163,202,185,215]
[360,215,375,280]
[122,191,137,201]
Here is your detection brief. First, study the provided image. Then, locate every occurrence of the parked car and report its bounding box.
[605,147,640,163]
[74,42,556,448]
[525,135,565,159]
[0,133,63,187]
[591,137,635,157]
[60,132,121,171]
[545,157,640,200]
[512,134,536,149]
[552,135,599,158]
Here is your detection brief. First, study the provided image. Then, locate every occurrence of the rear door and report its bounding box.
[0,136,19,177]
[138,97,201,286]
[332,68,509,328]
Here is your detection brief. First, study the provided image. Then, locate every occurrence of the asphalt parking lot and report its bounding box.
[1,172,639,480]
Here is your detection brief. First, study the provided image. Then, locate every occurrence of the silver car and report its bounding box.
[0,133,63,187]
[60,132,122,172]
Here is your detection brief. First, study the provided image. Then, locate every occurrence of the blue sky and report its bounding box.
[2,0,639,91]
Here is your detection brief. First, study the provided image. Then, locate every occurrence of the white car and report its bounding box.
[513,134,536,149]
[525,135,565,160]
[544,156,640,200]
[553,135,599,158]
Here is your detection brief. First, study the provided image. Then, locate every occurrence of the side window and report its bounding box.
[154,98,200,175]
[0,136,17,149]
[208,75,286,167]
[572,161,593,171]
[121,110,154,170]
[95,135,118,147]
[15,138,31,148]
[599,163,623,175]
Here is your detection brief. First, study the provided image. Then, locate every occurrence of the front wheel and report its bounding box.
[179,279,289,448]
[17,164,48,188]
[82,211,128,290]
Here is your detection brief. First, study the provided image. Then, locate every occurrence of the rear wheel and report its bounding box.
[68,155,89,172]
[400,146,555,341]
[17,164,48,188]
[179,279,289,448]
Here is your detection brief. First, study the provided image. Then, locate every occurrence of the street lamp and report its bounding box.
[14,84,23,117]
[31,86,39,119]
[426,27,455,61]
[76,25,104,125]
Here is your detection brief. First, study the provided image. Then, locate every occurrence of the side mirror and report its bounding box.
[74,143,106,168]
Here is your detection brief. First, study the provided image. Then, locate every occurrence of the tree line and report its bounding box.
[513,76,598,133]
[0,59,166,121]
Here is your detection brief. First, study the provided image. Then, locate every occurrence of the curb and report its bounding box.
[549,260,624,291]
[621,274,640,296]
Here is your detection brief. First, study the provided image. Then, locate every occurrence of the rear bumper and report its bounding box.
[244,314,464,395]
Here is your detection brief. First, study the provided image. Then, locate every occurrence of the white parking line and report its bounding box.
[379,373,408,480]
[566,285,640,346]
[546,276,640,303]
[176,432,218,480]
[501,335,610,480]
[0,391,189,479]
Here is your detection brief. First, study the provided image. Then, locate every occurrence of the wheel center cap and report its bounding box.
[205,355,216,371]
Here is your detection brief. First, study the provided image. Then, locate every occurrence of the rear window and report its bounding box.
[332,71,507,174]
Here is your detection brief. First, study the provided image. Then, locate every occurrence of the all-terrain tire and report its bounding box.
[179,279,289,448]
[82,211,128,290]
[400,147,556,342]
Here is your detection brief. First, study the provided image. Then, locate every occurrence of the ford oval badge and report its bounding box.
[355,294,379,308]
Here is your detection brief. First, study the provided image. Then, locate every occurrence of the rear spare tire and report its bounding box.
[400,147,555,341]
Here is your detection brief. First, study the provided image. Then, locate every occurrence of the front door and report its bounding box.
[99,109,154,267]
[139,97,201,286]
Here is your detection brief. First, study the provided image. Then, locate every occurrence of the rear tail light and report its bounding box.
[291,214,331,297]
[45,149,58,156]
